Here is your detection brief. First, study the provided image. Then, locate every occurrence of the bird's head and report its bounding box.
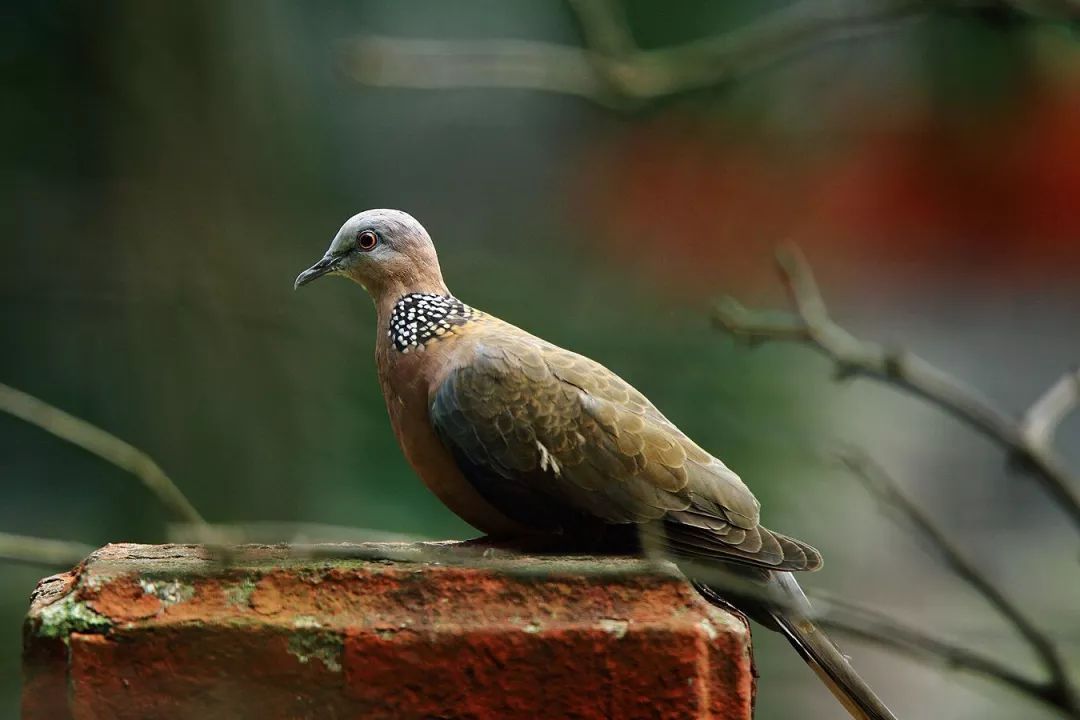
[294,209,447,297]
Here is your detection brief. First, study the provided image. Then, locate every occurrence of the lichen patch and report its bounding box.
[138,579,194,606]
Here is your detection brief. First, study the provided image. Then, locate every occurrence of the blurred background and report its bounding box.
[2,1,1079,718]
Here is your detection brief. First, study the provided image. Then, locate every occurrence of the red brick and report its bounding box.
[22,543,754,719]
[22,571,78,720]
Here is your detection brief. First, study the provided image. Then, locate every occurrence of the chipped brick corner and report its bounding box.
[22,542,754,719]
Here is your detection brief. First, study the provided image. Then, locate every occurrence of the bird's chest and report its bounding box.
[377,349,437,462]
[379,355,432,456]
[377,345,526,537]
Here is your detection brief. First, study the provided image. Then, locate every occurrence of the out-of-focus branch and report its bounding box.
[1022,369,1080,450]
[711,245,1080,714]
[340,37,608,101]
[339,0,934,108]
[168,521,429,546]
[684,545,1078,716]
[812,591,1075,715]
[339,0,1079,108]
[838,450,1079,714]
[0,532,94,567]
[565,0,636,58]
[712,247,1080,532]
[0,382,206,527]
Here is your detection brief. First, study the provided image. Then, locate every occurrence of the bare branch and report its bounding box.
[566,0,637,58]
[1022,369,1080,450]
[812,591,1076,716]
[339,0,934,107]
[0,532,94,567]
[0,382,206,527]
[713,247,1080,714]
[684,547,1078,715]
[712,247,1080,532]
[837,450,1078,711]
[337,0,1079,107]
[339,37,611,102]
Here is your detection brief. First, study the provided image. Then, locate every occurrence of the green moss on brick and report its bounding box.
[34,595,112,640]
[287,630,343,672]
[225,577,258,607]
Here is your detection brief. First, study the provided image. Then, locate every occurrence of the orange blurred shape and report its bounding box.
[578,84,1080,296]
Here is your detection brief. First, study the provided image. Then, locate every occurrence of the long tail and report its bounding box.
[769,573,896,720]
[695,572,897,720]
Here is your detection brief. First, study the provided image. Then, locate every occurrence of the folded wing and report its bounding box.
[430,330,821,572]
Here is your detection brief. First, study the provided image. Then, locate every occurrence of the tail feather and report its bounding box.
[697,572,897,720]
[770,573,896,720]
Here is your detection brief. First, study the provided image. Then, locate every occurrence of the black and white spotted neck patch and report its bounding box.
[389,293,477,353]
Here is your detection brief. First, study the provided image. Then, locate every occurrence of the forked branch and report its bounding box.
[712,247,1080,532]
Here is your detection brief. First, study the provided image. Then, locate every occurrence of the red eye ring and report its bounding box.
[357,230,378,251]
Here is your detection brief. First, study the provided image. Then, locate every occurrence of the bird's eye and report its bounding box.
[357,230,378,251]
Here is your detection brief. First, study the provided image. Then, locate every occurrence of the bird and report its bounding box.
[295,208,896,720]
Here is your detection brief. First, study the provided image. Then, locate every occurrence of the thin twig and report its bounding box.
[0,532,94,567]
[838,450,1079,713]
[0,382,206,526]
[712,246,1080,532]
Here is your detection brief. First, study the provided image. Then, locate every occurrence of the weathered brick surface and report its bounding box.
[22,543,754,719]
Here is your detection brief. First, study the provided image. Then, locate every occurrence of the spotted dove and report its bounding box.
[296,209,896,720]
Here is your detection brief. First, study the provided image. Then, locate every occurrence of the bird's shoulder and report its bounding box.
[445,311,661,417]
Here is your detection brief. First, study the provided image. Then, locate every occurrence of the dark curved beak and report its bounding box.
[294,255,339,289]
